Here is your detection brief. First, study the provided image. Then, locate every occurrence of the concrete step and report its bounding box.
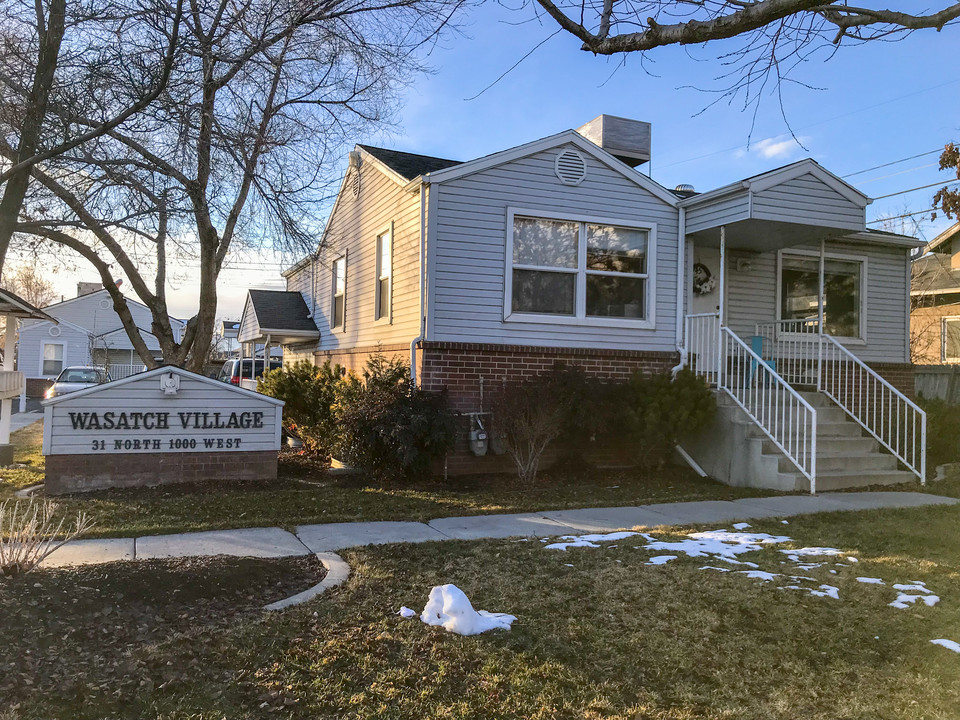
[785,469,918,492]
[761,435,879,456]
[775,451,898,474]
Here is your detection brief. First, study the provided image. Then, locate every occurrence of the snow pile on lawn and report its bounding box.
[931,639,960,654]
[637,530,791,560]
[544,531,638,551]
[417,584,516,636]
[889,581,940,609]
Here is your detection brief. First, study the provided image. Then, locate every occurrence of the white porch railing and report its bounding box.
[718,327,818,489]
[0,370,23,399]
[819,335,926,481]
[685,313,721,385]
[100,364,147,380]
[754,319,821,386]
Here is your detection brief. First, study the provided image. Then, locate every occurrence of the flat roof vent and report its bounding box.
[575,114,651,167]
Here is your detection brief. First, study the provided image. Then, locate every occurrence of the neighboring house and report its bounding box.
[19,284,185,395]
[239,114,925,491]
[911,223,960,364]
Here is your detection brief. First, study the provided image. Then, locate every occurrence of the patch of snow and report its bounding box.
[732,522,751,530]
[699,566,731,572]
[889,593,940,609]
[931,639,960,654]
[809,585,840,600]
[795,563,824,571]
[398,606,417,618]
[738,570,779,582]
[781,547,845,562]
[543,531,639,551]
[847,557,859,563]
[419,585,516,636]
[781,520,789,524]
[829,570,838,575]
[856,577,885,585]
[645,555,678,566]
[789,576,817,582]
[716,557,760,568]
[638,530,791,561]
[893,583,932,594]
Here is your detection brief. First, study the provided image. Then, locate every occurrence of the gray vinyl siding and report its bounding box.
[429,144,679,352]
[685,194,751,234]
[17,322,91,379]
[288,164,422,353]
[723,239,909,363]
[752,174,864,231]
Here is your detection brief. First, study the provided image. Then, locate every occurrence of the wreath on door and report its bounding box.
[693,262,716,296]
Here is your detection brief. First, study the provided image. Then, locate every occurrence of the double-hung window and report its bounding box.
[375,227,392,322]
[506,210,654,326]
[42,343,64,376]
[943,317,960,362]
[331,255,346,329]
[778,251,864,339]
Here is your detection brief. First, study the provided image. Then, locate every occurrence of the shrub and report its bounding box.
[918,396,960,473]
[333,354,456,481]
[0,500,94,579]
[622,368,716,468]
[258,360,344,457]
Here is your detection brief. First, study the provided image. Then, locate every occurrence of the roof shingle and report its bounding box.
[358,144,461,181]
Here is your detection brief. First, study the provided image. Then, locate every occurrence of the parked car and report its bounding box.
[45,366,111,399]
[216,358,282,385]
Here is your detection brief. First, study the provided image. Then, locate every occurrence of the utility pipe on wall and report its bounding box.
[409,181,428,385]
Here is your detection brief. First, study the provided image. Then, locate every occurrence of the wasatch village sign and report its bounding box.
[42,366,284,494]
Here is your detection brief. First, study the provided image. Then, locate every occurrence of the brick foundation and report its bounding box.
[45,450,278,495]
[25,378,52,398]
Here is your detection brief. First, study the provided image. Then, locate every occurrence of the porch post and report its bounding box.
[0,313,15,452]
[817,237,825,390]
[717,226,726,386]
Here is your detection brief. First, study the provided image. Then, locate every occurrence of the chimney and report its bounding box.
[576,115,651,167]
[77,281,104,297]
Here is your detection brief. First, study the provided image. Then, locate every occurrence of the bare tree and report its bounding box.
[13,0,462,371]
[528,1,960,106]
[0,263,57,307]
[0,0,182,277]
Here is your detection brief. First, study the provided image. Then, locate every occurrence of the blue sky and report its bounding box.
[41,5,960,318]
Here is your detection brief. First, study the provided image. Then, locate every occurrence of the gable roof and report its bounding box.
[357,145,461,182]
[0,288,55,321]
[409,129,679,206]
[924,222,960,254]
[679,158,871,209]
[246,290,318,333]
[38,287,186,327]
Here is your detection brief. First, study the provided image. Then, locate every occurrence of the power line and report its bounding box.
[842,149,944,179]
[867,207,938,224]
[873,179,960,201]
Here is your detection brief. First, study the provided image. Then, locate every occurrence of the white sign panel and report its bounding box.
[42,367,284,456]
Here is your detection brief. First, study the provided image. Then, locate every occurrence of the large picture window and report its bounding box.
[779,252,863,338]
[507,210,654,326]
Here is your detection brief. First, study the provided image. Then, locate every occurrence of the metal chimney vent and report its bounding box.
[555,149,587,186]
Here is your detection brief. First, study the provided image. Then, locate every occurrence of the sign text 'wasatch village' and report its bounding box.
[68,410,265,451]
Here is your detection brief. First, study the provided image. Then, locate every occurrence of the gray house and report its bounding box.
[239,115,925,491]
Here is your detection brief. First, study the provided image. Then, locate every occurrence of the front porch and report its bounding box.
[676,161,925,493]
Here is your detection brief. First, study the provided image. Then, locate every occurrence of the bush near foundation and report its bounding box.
[918,395,960,474]
[333,354,456,481]
[621,368,716,468]
[258,360,344,457]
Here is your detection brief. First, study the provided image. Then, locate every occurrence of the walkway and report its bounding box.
[42,490,958,568]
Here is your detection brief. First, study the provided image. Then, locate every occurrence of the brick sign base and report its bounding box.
[46,450,278,494]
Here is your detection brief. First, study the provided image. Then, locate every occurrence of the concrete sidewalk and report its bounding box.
[40,491,959,568]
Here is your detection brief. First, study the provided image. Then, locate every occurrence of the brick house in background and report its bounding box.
[238,115,925,489]
[911,223,960,364]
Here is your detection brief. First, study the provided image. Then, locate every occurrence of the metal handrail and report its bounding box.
[820,335,927,482]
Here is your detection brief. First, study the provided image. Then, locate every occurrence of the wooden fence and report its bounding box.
[916,365,960,404]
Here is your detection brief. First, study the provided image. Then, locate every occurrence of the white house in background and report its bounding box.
[19,284,185,394]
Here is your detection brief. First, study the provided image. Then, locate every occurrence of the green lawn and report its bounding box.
[0,420,780,538]
[4,502,960,719]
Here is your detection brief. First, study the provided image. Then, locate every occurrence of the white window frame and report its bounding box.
[503,207,657,329]
[331,253,347,331]
[40,341,66,377]
[942,315,960,363]
[775,248,868,343]
[374,223,393,324]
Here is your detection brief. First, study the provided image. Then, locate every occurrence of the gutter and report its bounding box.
[410,181,428,384]
[671,206,687,376]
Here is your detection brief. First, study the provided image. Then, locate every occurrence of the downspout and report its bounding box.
[410,180,427,384]
[671,206,688,376]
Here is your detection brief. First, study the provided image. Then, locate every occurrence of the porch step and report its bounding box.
[760,436,879,456]
[774,451,897,474]
[777,469,917,492]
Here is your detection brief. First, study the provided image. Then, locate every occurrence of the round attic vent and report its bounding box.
[555,149,587,186]
[49,326,61,337]
[99,298,111,309]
